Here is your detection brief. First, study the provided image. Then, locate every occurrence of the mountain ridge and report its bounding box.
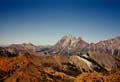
[46,35,120,56]
[1,34,120,56]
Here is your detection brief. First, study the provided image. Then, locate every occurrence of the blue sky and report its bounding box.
[0,0,120,45]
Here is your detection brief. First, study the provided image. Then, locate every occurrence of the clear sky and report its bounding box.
[0,0,120,45]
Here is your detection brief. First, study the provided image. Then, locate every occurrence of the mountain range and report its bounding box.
[0,34,120,82]
[53,34,120,56]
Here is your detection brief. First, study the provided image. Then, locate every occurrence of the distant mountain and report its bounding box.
[1,35,120,56]
[49,34,89,55]
[51,35,120,56]
[7,43,50,53]
[8,43,38,52]
[1,43,52,56]
[88,36,120,56]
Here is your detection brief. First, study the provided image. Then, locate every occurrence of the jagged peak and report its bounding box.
[62,34,84,41]
[63,34,76,39]
[55,34,88,49]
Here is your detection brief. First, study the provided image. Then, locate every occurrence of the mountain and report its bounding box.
[2,35,120,56]
[8,43,38,52]
[69,51,120,72]
[55,34,88,49]
[88,36,120,56]
[49,34,89,55]
[49,35,120,56]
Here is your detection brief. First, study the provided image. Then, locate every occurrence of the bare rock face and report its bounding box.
[51,34,89,55]
[53,35,120,56]
[69,51,120,73]
[88,36,120,56]
[69,55,93,72]
[84,51,120,71]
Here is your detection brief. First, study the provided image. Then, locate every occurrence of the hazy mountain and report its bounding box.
[8,43,38,52]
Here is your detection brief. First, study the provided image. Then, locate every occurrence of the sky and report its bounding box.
[0,0,120,45]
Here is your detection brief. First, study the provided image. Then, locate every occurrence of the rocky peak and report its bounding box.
[63,34,75,39]
[55,34,88,48]
[62,34,83,41]
[51,34,89,54]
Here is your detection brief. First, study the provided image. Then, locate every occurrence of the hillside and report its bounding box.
[0,50,120,82]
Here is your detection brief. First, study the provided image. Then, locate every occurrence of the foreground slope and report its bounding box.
[0,49,120,82]
[0,52,77,82]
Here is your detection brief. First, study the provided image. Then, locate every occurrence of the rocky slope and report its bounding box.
[69,51,120,72]
[0,52,77,82]
[47,34,89,55]
[88,36,120,56]
[0,51,120,82]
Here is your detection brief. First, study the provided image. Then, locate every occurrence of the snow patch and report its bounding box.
[76,56,92,70]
